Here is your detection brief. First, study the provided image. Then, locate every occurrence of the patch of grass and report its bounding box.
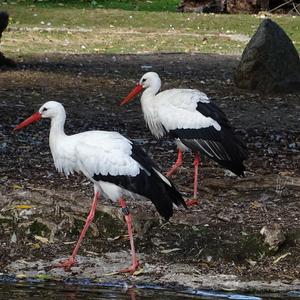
[2,29,244,55]
[1,3,299,56]
[3,0,179,11]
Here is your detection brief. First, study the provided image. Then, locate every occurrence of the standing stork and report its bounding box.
[14,101,186,273]
[120,72,248,204]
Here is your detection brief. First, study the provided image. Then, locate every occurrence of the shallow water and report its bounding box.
[0,281,299,300]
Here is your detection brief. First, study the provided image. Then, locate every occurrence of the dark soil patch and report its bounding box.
[0,53,299,285]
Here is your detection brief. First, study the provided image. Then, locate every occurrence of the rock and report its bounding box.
[260,224,286,251]
[0,12,9,39]
[0,52,16,67]
[0,11,16,68]
[234,19,300,93]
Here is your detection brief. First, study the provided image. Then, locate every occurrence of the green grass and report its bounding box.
[1,3,299,57]
[2,0,179,11]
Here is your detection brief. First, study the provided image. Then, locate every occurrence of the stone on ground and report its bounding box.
[0,11,16,67]
[234,19,300,93]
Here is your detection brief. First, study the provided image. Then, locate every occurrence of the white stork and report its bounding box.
[14,101,186,273]
[120,72,248,204]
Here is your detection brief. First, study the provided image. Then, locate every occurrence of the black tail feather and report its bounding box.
[171,127,248,176]
[93,143,186,220]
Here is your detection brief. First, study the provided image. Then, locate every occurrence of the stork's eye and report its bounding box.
[142,78,146,82]
[42,107,48,112]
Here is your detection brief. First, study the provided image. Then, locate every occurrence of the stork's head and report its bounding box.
[14,101,66,131]
[38,101,65,119]
[120,72,161,106]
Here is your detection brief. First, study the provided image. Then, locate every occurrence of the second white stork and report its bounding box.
[14,101,186,273]
[120,72,248,204]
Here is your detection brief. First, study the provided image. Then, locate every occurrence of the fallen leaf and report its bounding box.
[34,235,49,244]
[103,271,119,276]
[63,241,76,245]
[10,232,17,243]
[86,250,100,256]
[160,248,181,254]
[107,235,121,241]
[12,184,23,190]
[32,243,41,249]
[107,235,128,242]
[15,205,33,209]
[35,274,52,280]
[273,252,291,264]
[246,259,257,266]
[133,268,144,276]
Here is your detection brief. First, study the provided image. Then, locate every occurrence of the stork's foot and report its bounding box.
[117,260,140,274]
[52,256,76,271]
[185,199,200,207]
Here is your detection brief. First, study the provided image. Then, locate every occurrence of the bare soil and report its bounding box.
[0,53,299,291]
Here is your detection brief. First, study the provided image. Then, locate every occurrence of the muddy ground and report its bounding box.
[0,53,300,292]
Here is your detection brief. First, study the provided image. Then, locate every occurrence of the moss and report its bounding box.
[223,234,269,261]
[29,220,51,237]
[71,211,124,239]
[94,211,124,237]
[152,224,271,263]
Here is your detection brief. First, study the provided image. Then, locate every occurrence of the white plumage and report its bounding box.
[14,100,185,272]
[121,72,248,203]
[138,76,220,139]
[52,132,141,178]
[156,89,221,132]
[52,131,142,201]
[39,102,142,201]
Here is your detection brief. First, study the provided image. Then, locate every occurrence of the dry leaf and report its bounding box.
[32,243,41,249]
[34,235,49,244]
[273,252,291,264]
[15,205,33,209]
[10,232,17,243]
[160,248,181,254]
[12,184,23,190]
[103,271,119,276]
[133,268,144,276]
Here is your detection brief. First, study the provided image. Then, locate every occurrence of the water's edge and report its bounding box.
[1,275,299,300]
[0,274,299,300]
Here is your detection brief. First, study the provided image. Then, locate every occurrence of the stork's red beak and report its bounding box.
[120,83,143,106]
[14,112,42,131]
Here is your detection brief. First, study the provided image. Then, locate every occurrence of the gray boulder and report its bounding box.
[234,19,300,93]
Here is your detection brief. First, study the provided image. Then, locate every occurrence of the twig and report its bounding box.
[268,0,293,13]
[289,2,300,15]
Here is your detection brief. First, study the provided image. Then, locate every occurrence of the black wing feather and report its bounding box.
[169,101,248,176]
[196,101,231,128]
[93,143,186,220]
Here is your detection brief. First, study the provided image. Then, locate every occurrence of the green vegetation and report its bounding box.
[1,2,299,57]
[3,0,179,11]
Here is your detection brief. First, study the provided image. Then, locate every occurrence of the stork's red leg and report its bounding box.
[185,153,201,207]
[117,198,139,274]
[166,149,183,178]
[53,191,100,271]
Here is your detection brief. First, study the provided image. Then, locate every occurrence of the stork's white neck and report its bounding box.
[48,111,73,175]
[49,112,66,138]
[49,111,67,159]
[141,88,165,139]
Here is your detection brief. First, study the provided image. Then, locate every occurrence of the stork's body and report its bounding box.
[121,72,248,203]
[15,101,185,272]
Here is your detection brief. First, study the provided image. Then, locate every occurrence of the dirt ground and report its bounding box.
[0,53,300,291]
